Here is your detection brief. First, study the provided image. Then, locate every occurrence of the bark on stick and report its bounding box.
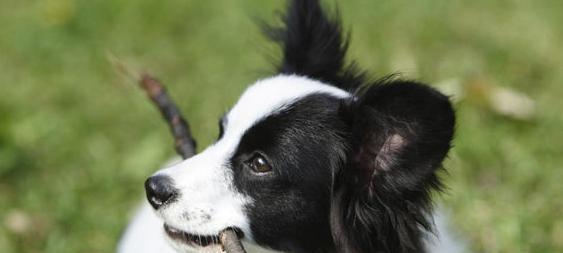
[138,73,196,158]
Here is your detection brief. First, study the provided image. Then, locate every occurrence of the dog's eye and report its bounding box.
[247,154,272,174]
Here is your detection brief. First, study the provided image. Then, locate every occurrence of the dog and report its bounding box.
[118,0,464,253]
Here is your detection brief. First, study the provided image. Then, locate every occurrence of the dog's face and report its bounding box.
[145,74,455,253]
[148,75,350,253]
[144,0,456,252]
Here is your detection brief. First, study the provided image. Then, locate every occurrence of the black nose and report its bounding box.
[144,175,177,209]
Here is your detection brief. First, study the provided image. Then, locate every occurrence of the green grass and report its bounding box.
[1,0,562,252]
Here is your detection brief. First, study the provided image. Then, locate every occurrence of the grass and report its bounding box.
[1,0,562,252]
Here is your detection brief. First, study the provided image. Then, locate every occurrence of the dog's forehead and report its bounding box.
[225,75,349,134]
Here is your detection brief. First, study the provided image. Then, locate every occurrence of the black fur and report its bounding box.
[218,0,455,253]
[225,83,454,253]
[331,78,455,253]
[228,1,456,253]
[230,94,347,253]
[263,0,366,91]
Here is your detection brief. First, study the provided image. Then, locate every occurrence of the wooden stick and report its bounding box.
[138,73,196,159]
[220,229,246,253]
[108,54,197,158]
[110,55,248,253]
[137,74,247,253]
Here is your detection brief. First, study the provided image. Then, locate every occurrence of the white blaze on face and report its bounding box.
[151,75,350,242]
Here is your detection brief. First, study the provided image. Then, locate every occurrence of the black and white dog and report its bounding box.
[119,1,464,253]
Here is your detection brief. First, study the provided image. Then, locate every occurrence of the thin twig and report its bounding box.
[138,74,247,253]
[220,229,246,253]
[138,73,196,158]
[110,55,247,253]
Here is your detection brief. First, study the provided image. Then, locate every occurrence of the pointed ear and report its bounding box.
[331,79,455,253]
[262,0,366,90]
[347,79,455,193]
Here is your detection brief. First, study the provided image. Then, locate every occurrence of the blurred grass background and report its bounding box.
[1,0,562,252]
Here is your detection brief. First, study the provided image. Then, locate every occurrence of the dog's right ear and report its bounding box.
[263,0,365,90]
[331,79,455,253]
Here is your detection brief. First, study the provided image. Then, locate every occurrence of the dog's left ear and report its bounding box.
[331,79,455,253]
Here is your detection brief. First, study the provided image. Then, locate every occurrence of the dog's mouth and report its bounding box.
[164,224,244,248]
[164,224,220,247]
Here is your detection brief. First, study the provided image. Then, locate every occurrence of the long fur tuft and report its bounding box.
[262,0,366,91]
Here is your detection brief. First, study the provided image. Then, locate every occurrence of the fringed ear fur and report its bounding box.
[331,79,456,253]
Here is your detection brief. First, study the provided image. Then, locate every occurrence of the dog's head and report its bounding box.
[144,1,455,253]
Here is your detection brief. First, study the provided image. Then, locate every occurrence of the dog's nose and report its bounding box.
[145,175,177,209]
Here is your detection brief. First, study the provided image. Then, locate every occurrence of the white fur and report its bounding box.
[118,203,285,253]
[148,75,350,252]
[118,202,178,253]
[224,75,350,139]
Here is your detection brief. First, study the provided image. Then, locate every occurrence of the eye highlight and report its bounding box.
[246,154,272,174]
